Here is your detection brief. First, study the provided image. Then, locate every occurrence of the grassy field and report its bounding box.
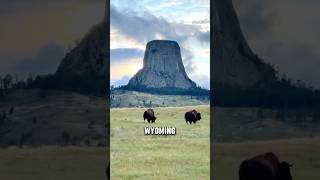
[2,89,320,179]
[111,90,209,108]
[110,105,210,180]
[213,138,320,180]
[0,146,107,180]
[212,107,320,142]
[0,89,107,146]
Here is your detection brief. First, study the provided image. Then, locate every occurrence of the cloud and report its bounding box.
[14,43,65,77]
[190,74,210,89]
[0,0,103,16]
[233,0,276,41]
[110,4,209,73]
[110,48,144,63]
[110,0,210,88]
[0,0,104,77]
[110,4,209,45]
[233,0,320,88]
[111,75,131,87]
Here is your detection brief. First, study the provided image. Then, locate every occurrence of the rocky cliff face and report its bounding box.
[212,0,276,88]
[55,22,108,78]
[53,2,108,95]
[127,40,196,89]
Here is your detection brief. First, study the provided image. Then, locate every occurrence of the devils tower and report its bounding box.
[127,40,197,90]
[212,0,276,88]
[53,0,108,95]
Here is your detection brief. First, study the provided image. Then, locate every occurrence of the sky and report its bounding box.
[233,0,320,88]
[110,0,210,89]
[0,0,104,79]
[0,0,320,89]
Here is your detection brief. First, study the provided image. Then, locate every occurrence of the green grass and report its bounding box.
[0,89,107,146]
[111,90,209,108]
[212,107,320,142]
[0,146,107,180]
[110,105,210,180]
[213,138,320,180]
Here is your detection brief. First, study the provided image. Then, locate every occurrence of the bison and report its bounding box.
[143,109,156,123]
[239,152,293,180]
[185,110,201,124]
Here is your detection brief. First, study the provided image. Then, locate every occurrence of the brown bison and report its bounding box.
[239,152,293,180]
[143,109,156,123]
[185,110,201,124]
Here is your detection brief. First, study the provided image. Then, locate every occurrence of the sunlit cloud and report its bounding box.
[111,58,143,82]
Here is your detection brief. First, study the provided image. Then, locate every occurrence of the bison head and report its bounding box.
[197,113,202,121]
[277,161,293,180]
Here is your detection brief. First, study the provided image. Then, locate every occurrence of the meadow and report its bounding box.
[0,138,318,180]
[0,89,107,146]
[0,146,107,180]
[110,105,210,180]
[1,89,319,179]
[213,138,320,180]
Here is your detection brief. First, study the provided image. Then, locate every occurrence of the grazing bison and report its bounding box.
[143,109,156,123]
[239,152,293,180]
[185,110,201,124]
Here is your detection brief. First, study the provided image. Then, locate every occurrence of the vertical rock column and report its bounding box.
[128,40,196,89]
[211,0,275,88]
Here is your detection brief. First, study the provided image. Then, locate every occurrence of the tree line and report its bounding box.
[0,73,108,98]
[213,76,320,110]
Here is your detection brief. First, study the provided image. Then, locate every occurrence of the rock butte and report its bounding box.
[127,40,197,89]
[212,0,276,88]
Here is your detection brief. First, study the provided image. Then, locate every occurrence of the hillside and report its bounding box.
[212,107,320,142]
[0,89,107,147]
[110,89,209,108]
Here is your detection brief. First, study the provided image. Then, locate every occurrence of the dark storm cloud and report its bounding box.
[0,0,104,76]
[15,44,65,76]
[260,41,320,88]
[233,0,320,88]
[233,0,276,41]
[110,48,144,63]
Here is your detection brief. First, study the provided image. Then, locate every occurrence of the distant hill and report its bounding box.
[111,89,209,108]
